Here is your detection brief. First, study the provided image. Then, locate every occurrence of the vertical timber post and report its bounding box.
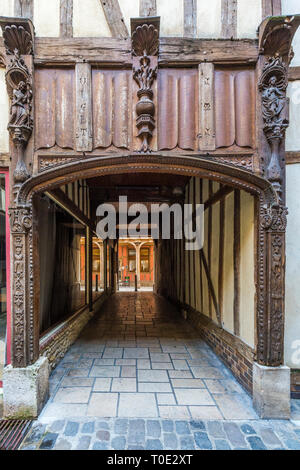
[0,17,49,419]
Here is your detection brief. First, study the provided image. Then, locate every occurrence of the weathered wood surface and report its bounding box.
[140,0,157,17]
[221,0,237,39]
[159,38,258,65]
[32,37,132,65]
[75,62,93,151]
[14,0,33,20]
[0,37,258,65]
[289,66,300,81]
[286,151,300,164]
[99,0,128,38]
[60,0,73,38]
[262,0,281,18]
[199,63,215,151]
[184,0,197,38]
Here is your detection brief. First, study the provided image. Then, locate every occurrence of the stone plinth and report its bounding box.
[253,362,290,419]
[3,356,49,419]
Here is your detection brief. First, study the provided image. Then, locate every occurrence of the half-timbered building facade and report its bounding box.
[0,0,300,420]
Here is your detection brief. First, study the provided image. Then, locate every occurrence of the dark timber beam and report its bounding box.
[60,0,73,37]
[221,0,237,39]
[204,185,234,210]
[99,0,129,38]
[184,0,197,38]
[0,37,258,65]
[262,0,282,18]
[14,0,33,20]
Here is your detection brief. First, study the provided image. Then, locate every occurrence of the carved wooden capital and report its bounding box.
[260,204,288,232]
[259,15,300,64]
[131,18,160,57]
[9,206,32,234]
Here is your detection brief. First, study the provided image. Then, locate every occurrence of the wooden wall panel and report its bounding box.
[158,69,197,151]
[35,69,56,149]
[35,68,75,150]
[75,62,93,152]
[215,68,255,148]
[92,70,131,149]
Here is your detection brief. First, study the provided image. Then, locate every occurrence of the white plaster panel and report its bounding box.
[237,0,261,39]
[0,68,9,153]
[239,191,255,348]
[157,0,184,37]
[222,192,234,334]
[286,81,300,151]
[282,1,300,66]
[34,0,60,37]
[285,164,300,368]
[197,0,221,38]
[73,0,111,37]
[119,0,139,33]
[0,0,14,37]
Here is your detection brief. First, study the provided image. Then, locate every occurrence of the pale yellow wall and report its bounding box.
[239,191,255,348]
[73,0,111,37]
[197,0,221,38]
[237,0,261,39]
[222,192,234,333]
[33,0,60,37]
[195,178,201,312]
[0,68,9,153]
[282,0,300,67]
[157,0,184,37]
[285,164,300,368]
[286,81,300,151]
[211,201,220,323]
[119,0,139,33]
[202,179,209,316]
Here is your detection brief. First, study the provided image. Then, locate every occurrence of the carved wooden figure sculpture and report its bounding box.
[259,56,288,201]
[0,20,34,187]
[132,21,159,153]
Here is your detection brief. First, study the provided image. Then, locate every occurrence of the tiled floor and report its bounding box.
[41,292,258,421]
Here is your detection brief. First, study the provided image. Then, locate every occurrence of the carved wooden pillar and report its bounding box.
[131,17,160,153]
[0,18,37,368]
[256,16,300,367]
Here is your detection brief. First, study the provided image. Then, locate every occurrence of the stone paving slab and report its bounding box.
[32,293,300,450]
[20,417,300,450]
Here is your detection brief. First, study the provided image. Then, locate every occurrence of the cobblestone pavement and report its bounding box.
[21,293,300,450]
[21,412,300,450]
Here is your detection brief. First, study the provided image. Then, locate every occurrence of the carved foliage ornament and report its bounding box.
[259,56,289,200]
[132,24,159,154]
[3,24,33,56]
[132,24,159,57]
[257,200,287,366]
[260,203,288,232]
[9,206,32,366]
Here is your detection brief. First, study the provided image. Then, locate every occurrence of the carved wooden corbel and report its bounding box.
[131,18,160,153]
[258,57,288,201]
[258,15,300,202]
[0,18,34,188]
